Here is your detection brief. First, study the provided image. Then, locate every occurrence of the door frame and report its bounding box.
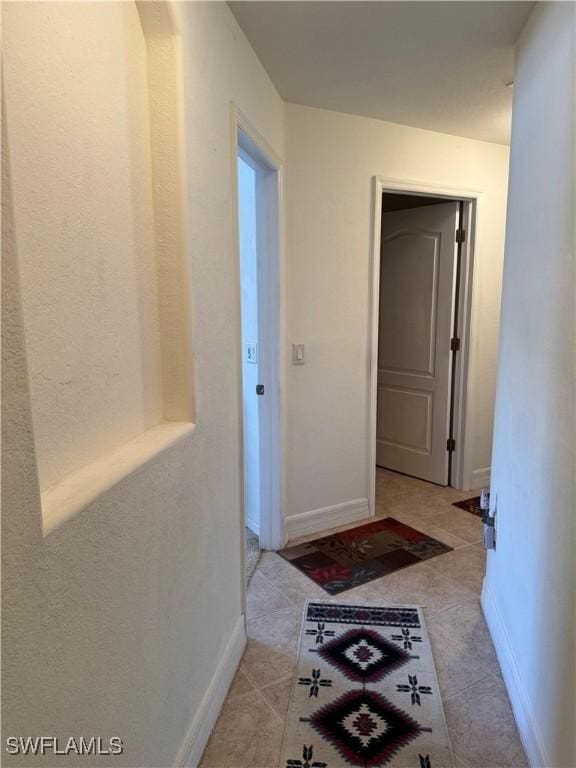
[230,104,285,568]
[367,175,483,514]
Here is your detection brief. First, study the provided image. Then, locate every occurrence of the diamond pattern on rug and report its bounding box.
[280,601,453,768]
[308,689,427,766]
[278,518,452,594]
[451,496,482,518]
[316,628,413,683]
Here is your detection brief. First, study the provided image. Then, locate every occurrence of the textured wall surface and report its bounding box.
[485,3,575,766]
[3,0,527,764]
[1,2,284,765]
[4,2,163,491]
[284,103,510,516]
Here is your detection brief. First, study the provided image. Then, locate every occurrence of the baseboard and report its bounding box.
[285,497,370,540]
[481,582,548,768]
[470,466,491,489]
[175,615,246,768]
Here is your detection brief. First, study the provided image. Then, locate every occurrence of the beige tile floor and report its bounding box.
[200,469,528,768]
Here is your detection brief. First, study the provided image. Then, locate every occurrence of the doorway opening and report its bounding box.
[367,178,479,515]
[237,153,262,579]
[233,109,284,590]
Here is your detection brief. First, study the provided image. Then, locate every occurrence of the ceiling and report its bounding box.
[229,1,534,145]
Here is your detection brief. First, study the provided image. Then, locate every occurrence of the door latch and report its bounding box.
[256,384,264,396]
[483,511,496,550]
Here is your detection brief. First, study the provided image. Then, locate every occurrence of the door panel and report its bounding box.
[379,232,438,376]
[376,202,458,485]
[377,386,433,453]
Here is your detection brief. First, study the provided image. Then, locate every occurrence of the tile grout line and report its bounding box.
[251,567,294,603]
[380,511,482,547]
[428,595,483,617]
[258,674,294,694]
[441,670,500,703]
[252,684,284,724]
[228,669,257,700]
[453,750,474,768]
[224,670,286,725]
[247,566,312,622]
[258,578,325,610]
[259,567,324,599]
[240,660,293,702]
[247,602,295,622]
[256,557,328,607]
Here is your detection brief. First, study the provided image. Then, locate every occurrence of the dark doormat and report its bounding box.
[278,518,452,595]
[452,496,482,518]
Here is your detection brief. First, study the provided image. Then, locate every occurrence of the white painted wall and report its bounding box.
[4,1,163,492]
[2,2,283,765]
[482,4,575,767]
[238,156,261,535]
[284,104,510,519]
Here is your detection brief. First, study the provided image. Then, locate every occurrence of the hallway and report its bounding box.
[199,470,527,768]
[3,3,573,765]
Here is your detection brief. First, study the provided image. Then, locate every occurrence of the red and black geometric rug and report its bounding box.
[451,496,482,518]
[280,601,454,766]
[278,518,452,595]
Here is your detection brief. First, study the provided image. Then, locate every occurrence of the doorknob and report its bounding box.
[256,384,264,395]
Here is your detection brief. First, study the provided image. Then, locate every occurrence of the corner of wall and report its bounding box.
[175,617,246,768]
[481,581,548,768]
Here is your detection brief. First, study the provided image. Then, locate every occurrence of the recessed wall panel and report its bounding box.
[4,1,189,493]
[377,386,433,454]
[379,231,439,376]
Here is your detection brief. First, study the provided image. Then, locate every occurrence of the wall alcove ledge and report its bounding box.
[3,0,194,536]
[41,422,195,536]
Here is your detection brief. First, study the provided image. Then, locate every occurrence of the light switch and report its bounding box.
[292,343,305,365]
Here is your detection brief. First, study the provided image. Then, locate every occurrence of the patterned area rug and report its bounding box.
[280,601,454,767]
[451,497,482,518]
[278,519,452,595]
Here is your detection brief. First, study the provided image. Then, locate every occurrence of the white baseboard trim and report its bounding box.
[286,497,370,540]
[470,466,491,489]
[175,615,246,768]
[481,582,548,768]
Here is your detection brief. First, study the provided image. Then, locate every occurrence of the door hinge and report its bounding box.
[447,437,456,452]
[450,337,461,352]
[256,384,264,396]
[456,228,466,243]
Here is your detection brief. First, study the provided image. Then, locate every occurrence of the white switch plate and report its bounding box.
[292,344,305,365]
[247,342,258,364]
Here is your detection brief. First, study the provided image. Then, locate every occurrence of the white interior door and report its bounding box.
[376,201,459,485]
[238,155,261,535]
[237,122,282,551]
